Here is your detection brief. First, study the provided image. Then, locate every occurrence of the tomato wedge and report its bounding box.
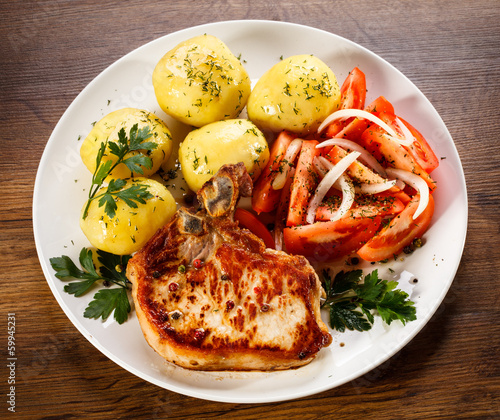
[234,208,275,249]
[283,216,382,262]
[325,95,395,141]
[357,194,434,262]
[398,117,439,174]
[286,140,320,226]
[359,112,437,192]
[252,131,296,214]
[340,67,367,110]
[324,67,367,137]
[324,144,411,201]
[366,95,395,115]
[315,193,405,221]
[325,144,384,184]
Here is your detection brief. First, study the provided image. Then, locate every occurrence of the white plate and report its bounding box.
[33,20,467,403]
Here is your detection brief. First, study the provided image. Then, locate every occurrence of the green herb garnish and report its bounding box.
[82,124,157,220]
[96,179,153,220]
[321,269,416,332]
[50,248,132,324]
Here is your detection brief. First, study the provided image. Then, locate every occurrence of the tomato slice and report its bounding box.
[234,208,275,249]
[357,193,434,262]
[323,144,410,201]
[326,144,384,184]
[316,193,405,221]
[366,95,396,115]
[359,112,437,192]
[324,67,367,137]
[286,140,320,227]
[340,67,367,110]
[283,216,382,262]
[252,131,296,214]
[398,117,439,174]
[325,95,395,141]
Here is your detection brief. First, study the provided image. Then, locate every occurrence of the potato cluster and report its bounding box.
[79,108,176,255]
[79,34,341,255]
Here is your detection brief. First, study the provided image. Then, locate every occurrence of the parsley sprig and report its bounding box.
[321,269,416,332]
[82,124,157,220]
[50,248,132,324]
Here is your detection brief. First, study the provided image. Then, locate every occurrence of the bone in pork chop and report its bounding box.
[127,163,332,370]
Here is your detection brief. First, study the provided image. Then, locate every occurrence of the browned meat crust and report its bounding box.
[127,163,331,370]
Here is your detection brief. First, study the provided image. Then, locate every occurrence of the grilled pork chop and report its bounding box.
[127,163,332,371]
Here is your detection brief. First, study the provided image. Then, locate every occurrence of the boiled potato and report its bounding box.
[247,54,341,134]
[80,108,173,180]
[152,34,251,127]
[80,177,176,255]
[179,119,269,192]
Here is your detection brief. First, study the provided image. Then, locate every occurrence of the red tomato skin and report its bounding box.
[283,216,382,262]
[366,96,395,115]
[252,131,296,214]
[315,195,405,222]
[398,117,440,174]
[326,116,368,140]
[325,95,395,141]
[359,112,437,192]
[234,208,275,249]
[339,67,367,110]
[357,194,435,262]
[324,67,367,137]
[287,140,320,227]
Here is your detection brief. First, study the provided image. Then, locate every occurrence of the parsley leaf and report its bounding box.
[376,288,418,325]
[329,301,372,332]
[49,248,132,324]
[96,180,153,219]
[50,248,100,296]
[84,288,130,325]
[321,269,416,332]
[96,250,131,284]
[82,124,157,220]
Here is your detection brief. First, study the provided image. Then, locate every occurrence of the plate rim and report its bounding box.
[32,19,468,404]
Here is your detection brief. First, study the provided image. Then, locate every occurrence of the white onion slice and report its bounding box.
[274,229,283,252]
[355,179,397,195]
[395,179,406,190]
[315,155,334,171]
[316,138,387,177]
[386,168,429,219]
[313,156,341,190]
[317,109,398,137]
[313,156,329,177]
[315,155,396,195]
[317,108,416,147]
[272,138,303,190]
[329,175,355,222]
[306,151,361,224]
[393,117,415,146]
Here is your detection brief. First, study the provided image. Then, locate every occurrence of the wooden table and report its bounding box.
[1,1,499,418]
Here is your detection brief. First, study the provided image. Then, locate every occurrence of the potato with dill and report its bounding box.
[80,177,176,255]
[247,54,341,135]
[80,108,173,180]
[179,119,269,192]
[152,34,251,127]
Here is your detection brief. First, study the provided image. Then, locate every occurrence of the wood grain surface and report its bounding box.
[1,0,499,418]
